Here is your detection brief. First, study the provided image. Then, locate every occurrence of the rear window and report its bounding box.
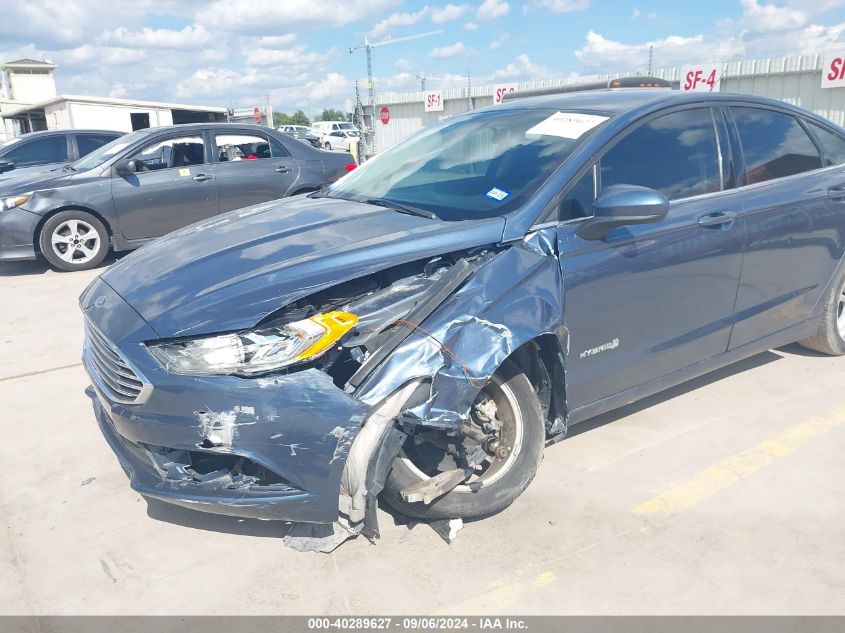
[731,107,822,184]
[807,122,845,166]
[2,135,68,166]
[77,134,119,157]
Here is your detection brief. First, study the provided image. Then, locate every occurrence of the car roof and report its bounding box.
[13,128,123,139]
[491,88,808,117]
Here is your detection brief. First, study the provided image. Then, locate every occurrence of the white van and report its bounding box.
[310,121,359,138]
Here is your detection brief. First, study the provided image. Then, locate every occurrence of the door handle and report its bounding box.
[193,173,213,182]
[275,165,292,173]
[698,211,736,228]
[827,185,845,200]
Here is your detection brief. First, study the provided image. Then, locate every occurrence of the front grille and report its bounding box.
[83,319,151,404]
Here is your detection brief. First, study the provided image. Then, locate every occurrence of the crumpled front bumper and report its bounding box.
[82,278,371,524]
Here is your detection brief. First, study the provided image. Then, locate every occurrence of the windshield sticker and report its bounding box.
[526,112,609,140]
[485,187,511,202]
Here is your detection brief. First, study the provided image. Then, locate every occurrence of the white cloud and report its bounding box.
[256,34,298,48]
[739,0,807,31]
[102,25,213,49]
[369,7,431,39]
[528,0,590,12]
[476,0,510,21]
[429,41,469,57]
[487,53,550,81]
[464,21,480,30]
[394,58,414,72]
[431,3,470,22]
[197,0,401,33]
[489,34,509,49]
[244,46,334,68]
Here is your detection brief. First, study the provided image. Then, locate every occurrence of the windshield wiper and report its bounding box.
[61,163,76,172]
[364,198,437,220]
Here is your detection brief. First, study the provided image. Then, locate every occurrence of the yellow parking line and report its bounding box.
[634,405,845,516]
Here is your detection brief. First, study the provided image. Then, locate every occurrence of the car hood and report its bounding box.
[0,168,73,193]
[100,196,507,338]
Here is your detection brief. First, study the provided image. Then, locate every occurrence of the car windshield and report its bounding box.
[72,129,144,171]
[326,108,611,220]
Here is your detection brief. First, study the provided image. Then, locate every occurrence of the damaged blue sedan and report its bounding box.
[81,89,845,549]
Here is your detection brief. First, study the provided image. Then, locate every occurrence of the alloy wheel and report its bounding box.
[50,219,101,264]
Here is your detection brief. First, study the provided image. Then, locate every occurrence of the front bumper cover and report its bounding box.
[82,278,370,524]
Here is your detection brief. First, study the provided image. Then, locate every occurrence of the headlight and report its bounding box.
[0,193,32,212]
[147,311,358,376]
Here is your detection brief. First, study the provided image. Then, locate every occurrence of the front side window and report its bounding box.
[731,107,822,184]
[328,108,609,221]
[558,168,595,222]
[131,135,206,171]
[215,133,285,162]
[3,135,68,166]
[600,108,721,201]
[807,121,845,166]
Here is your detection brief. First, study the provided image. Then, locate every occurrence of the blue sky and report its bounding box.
[3,0,845,115]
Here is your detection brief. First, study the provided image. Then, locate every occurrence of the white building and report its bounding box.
[1,58,227,141]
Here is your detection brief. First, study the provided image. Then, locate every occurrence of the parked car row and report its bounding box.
[0,129,123,182]
[77,90,845,548]
[0,123,355,270]
[279,120,361,152]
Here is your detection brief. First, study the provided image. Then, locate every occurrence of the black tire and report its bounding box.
[38,210,109,272]
[382,360,545,520]
[799,262,845,355]
[324,142,332,151]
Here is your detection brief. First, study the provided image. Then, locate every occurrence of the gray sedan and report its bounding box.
[0,123,355,271]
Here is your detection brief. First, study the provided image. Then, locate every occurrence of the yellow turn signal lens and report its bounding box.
[295,311,358,360]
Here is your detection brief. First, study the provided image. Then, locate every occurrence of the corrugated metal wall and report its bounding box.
[369,53,842,153]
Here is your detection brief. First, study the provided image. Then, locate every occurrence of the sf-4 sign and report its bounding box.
[680,65,721,92]
[424,90,443,112]
[821,51,845,88]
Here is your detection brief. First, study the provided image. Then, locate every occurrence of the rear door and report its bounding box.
[111,132,217,239]
[727,106,845,348]
[557,106,747,409]
[211,130,299,212]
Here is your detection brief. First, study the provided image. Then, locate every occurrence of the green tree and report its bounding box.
[273,110,311,127]
[290,110,310,126]
[316,108,349,122]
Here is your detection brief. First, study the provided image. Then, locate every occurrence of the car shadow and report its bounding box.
[566,349,784,438]
[0,253,120,277]
[144,498,291,539]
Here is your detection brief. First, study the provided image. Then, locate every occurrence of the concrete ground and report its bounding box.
[1,258,844,615]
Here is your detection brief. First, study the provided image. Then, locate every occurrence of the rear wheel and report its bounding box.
[38,210,109,272]
[799,263,845,356]
[382,360,545,520]
[324,142,332,151]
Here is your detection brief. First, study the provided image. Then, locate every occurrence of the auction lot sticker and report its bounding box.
[526,112,609,139]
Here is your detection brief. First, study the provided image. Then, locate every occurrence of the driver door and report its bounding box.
[557,107,746,410]
[111,132,217,240]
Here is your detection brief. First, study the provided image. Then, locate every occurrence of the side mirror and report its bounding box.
[577,184,669,240]
[0,160,15,174]
[115,159,138,176]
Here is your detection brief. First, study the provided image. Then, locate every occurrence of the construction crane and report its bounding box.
[350,29,443,158]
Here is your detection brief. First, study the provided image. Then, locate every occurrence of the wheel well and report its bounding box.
[34,206,113,254]
[506,333,568,438]
[290,187,319,196]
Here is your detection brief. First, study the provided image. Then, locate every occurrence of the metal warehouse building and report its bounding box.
[367,53,845,154]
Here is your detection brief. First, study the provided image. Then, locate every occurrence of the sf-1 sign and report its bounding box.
[821,51,845,88]
[680,65,721,92]
[424,90,443,112]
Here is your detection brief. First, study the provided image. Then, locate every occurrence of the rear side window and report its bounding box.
[600,108,721,201]
[215,133,288,161]
[77,134,118,157]
[807,122,845,166]
[731,107,822,184]
[3,135,68,166]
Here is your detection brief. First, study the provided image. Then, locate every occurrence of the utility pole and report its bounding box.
[350,29,443,160]
[466,69,472,112]
[648,46,654,76]
[416,73,426,91]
